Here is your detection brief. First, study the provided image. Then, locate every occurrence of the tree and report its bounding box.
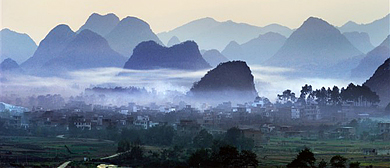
[129,144,144,161]
[193,129,213,149]
[239,150,259,167]
[188,145,258,167]
[188,148,211,167]
[330,155,347,168]
[214,145,240,167]
[224,127,254,150]
[318,159,327,168]
[299,84,313,104]
[314,87,328,106]
[278,89,297,103]
[114,143,145,166]
[348,119,359,128]
[144,125,175,146]
[117,139,131,152]
[287,148,316,168]
[349,161,360,168]
[330,86,341,105]
[225,127,241,147]
[340,83,380,106]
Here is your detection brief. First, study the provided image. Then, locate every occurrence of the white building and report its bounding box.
[291,106,300,119]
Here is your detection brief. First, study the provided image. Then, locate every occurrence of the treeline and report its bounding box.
[287,148,371,168]
[0,94,65,110]
[118,126,255,151]
[109,126,258,167]
[108,141,258,167]
[277,83,380,106]
[85,86,148,94]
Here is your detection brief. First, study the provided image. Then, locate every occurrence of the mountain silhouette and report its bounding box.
[380,34,390,47]
[0,29,37,64]
[157,17,292,50]
[167,36,180,47]
[0,58,22,72]
[105,16,162,57]
[222,32,286,64]
[364,58,390,106]
[264,17,362,76]
[351,36,390,79]
[124,41,211,70]
[77,13,120,37]
[189,61,258,102]
[339,14,389,46]
[41,29,127,75]
[343,32,374,53]
[202,49,229,67]
[21,24,76,72]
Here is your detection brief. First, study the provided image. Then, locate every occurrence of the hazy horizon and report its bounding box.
[1,0,389,44]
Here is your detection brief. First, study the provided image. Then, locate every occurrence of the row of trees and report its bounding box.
[277,83,380,106]
[0,94,66,110]
[118,126,254,150]
[112,140,258,167]
[114,127,257,166]
[287,148,362,168]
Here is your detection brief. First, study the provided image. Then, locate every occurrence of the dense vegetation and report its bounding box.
[277,83,380,106]
[287,148,366,168]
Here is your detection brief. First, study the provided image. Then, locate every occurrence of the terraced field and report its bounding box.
[0,136,117,167]
[256,137,390,167]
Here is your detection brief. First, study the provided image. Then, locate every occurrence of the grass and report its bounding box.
[0,135,117,167]
[256,137,390,167]
[1,135,389,167]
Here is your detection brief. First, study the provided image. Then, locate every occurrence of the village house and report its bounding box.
[330,127,356,139]
[133,116,150,129]
[74,118,92,130]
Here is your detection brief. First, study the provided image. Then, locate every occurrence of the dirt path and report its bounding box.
[58,161,71,168]
[100,151,124,160]
[55,135,114,143]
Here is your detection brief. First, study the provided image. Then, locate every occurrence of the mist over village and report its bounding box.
[0,0,390,167]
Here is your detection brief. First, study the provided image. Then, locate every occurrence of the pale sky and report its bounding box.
[1,0,389,44]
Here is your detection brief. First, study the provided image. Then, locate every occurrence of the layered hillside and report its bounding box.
[124,41,211,70]
[364,58,390,106]
[189,61,258,102]
[105,16,162,57]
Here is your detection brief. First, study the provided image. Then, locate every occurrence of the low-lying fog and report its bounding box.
[0,65,366,105]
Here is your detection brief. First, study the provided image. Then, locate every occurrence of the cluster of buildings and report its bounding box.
[1,96,389,143]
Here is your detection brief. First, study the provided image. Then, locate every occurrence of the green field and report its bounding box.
[0,136,117,167]
[256,137,390,167]
[1,135,390,167]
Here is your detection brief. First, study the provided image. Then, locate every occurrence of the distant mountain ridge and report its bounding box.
[158,17,292,50]
[0,28,37,64]
[41,29,127,75]
[364,58,390,106]
[77,13,120,37]
[339,14,389,46]
[0,58,21,72]
[105,16,163,57]
[264,17,362,77]
[351,35,390,79]
[167,36,180,47]
[222,32,286,64]
[124,40,211,70]
[21,24,77,72]
[202,49,229,67]
[343,32,374,53]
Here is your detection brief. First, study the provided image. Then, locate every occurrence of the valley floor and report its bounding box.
[1,135,389,167]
